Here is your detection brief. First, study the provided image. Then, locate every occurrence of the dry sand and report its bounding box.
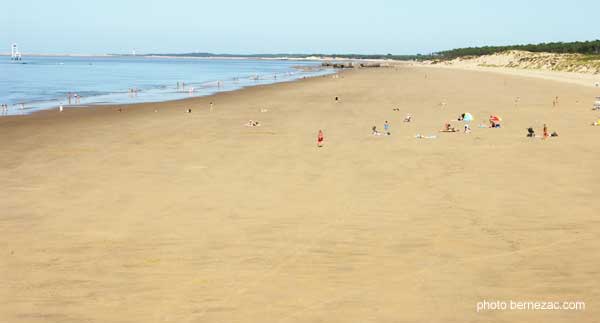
[1,66,599,323]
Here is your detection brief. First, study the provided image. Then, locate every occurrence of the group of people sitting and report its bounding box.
[527,124,558,138]
[372,121,392,136]
[440,122,471,133]
[488,116,502,128]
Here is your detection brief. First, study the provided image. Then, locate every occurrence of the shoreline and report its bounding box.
[4,60,599,122]
[1,61,337,117]
[4,60,599,121]
[0,69,347,122]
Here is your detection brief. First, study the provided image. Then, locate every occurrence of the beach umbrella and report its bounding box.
[463,113,474,122]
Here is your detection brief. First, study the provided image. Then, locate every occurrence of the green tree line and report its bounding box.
[436,40,600,59]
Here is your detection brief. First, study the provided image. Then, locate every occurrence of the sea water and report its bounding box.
[0,55,333,116]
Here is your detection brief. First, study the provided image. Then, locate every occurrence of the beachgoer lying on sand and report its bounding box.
[245,120,261,127]
[415,134,437,139]
[372,126,381,136]
[393,108,400,111]
[404,114,413,122]
[527,127,536,137]
[440,122,459,132]
[464,124,471,134]
[457,113,465,121]
[551,131,559,137]
[592,119,600,126]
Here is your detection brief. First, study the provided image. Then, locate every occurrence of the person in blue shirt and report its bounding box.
[384,121,390,135]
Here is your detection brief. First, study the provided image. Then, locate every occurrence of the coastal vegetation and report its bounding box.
[431,50,600,74]
[144,40,600,62]
[436,40,600,59]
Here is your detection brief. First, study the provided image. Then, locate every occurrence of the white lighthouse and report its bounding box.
[11,43,22,61]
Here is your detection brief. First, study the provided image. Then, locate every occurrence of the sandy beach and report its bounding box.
[1,66,599,323]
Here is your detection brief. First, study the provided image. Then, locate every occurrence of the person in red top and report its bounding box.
[543,124,549,140]
[317,130,324,147]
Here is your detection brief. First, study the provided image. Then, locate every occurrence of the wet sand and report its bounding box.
[1,67,599,323]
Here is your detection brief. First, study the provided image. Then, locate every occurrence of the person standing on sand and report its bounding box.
[543,124,549,140]
[317,130,324,147]
[384,121,390,135]
[209,102,214,112]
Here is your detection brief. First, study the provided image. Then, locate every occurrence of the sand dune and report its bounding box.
[1,66,599,323]
[420,51,600,88]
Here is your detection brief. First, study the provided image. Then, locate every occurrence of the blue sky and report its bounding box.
[2,0,599,55]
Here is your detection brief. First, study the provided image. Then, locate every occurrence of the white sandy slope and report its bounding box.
[418,51,600,88]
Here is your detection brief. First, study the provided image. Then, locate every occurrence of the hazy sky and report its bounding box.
[3,0,599,55]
